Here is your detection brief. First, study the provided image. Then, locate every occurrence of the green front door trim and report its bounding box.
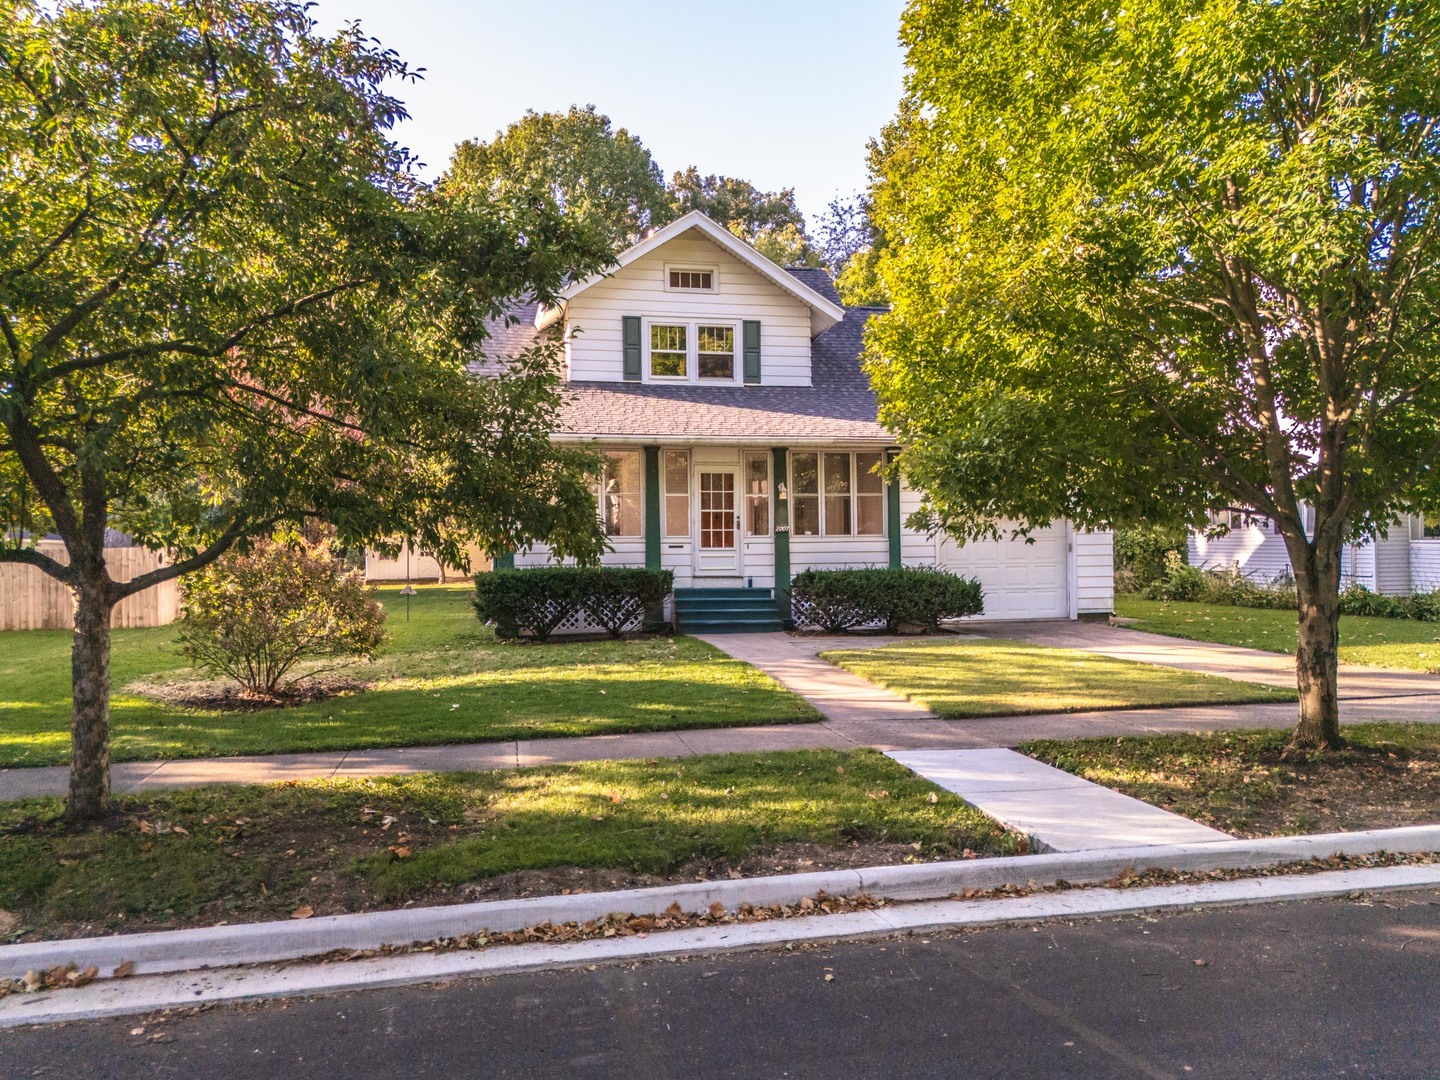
[772,445,792,627]
[887,448,902,570]
[644,445,661,570]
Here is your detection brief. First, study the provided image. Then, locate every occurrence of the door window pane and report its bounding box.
[745,452,770,536]
[790,452,819,536]
[663,450,689,537]
[697,325,735,380]
[823,453,852,536]
[699,472,736,549]
[649,324,687,378]
[598,451,642,536]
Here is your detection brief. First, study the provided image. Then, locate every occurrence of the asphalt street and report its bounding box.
[6,887,1439,1079]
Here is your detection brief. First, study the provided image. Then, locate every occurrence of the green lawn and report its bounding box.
[0,586,817,767]
[0,748,1022,940]
[1024,723,1440,837]
[821,639,1294,718]
[1116,596,1440,672]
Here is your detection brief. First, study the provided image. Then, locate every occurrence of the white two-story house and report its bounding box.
[482,211,1114,631]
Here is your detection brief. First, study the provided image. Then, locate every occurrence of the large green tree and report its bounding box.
[445,106,674,252]
[867,0,1440,751]
[670,167,822,267]
[0,0,609,822]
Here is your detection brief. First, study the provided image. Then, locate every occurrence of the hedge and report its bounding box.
[791,567,984,633]
[473,567,673,642]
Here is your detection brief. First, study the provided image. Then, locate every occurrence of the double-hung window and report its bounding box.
[645,320,740,383]
[596,450,642,537]
[789,451,886,537]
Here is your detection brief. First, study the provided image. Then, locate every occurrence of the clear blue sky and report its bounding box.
[311,0,907,225]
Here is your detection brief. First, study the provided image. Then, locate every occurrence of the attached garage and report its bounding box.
[935,525,1071,620]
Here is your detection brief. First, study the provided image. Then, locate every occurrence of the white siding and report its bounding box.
[790,536,891,574]
[563,235,814,386]
[1373,525,1414,596]
[1411,541,1440,592]
[1189,523,1292,582]
[1074,529,1115,615]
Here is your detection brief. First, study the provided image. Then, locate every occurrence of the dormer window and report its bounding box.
[665,264,716,292]
[649,324,688,378]
[645,319,741,382]
[697,326,735,380]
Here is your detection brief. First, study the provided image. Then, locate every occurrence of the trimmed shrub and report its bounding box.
[178,539,388,697]
[791,567,984,633]
[473,567,674,641]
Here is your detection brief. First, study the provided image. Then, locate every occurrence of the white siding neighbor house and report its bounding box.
[1189,511,1439,597]
[480,212,1114,631]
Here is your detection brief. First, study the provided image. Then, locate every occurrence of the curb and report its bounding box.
[4,824,1439,982]
[5,862,1440,1029]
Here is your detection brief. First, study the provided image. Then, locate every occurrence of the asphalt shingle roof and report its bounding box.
[474,271,891,443]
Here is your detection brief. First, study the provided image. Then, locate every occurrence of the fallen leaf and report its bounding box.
[609,791,623,804]
[388,846,413,860]
[1193,959,1208,967]
[129,1027,145,1037]
[926,792,939,804]
[171,825,189,836]
[137,820,155,835]
[291,905,314,920]
[113,960,136,979]
[0,909,17,934]
[824,973,835,982]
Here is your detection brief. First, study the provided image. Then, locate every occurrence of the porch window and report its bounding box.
[698,325,735,380]
[790,452,820,536]
[597,450,642,537]
[649,324,687,379]
[823,453,852,535]
[855,452,885,536]
[744,452,770,536]
[663,450,690,537]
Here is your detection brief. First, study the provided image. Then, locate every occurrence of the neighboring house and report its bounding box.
[475,211,1113,632]
[1189,510,1440,596]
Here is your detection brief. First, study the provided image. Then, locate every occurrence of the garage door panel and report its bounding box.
[935,526,1069,620]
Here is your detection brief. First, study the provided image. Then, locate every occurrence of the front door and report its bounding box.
[694,468,741,575]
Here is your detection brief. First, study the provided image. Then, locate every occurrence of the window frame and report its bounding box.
[595,449,644,539]
[662,263,718,293]
[642,318,742,385]
[788,450,889,539]
[662,449,691,539]
[743,451,772,537]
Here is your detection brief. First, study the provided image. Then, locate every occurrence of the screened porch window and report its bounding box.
[597,451,642,537]
[790,452,820,536]
[745,452,771,536]
[663,450,690,537]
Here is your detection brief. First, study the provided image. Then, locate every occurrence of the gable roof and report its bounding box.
[539,211,846,337]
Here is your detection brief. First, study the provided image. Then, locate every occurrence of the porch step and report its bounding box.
[674,588,782,634]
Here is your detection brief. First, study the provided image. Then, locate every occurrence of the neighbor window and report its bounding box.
[596,451,642,537]
[663,450,690,537]
[745,452,771,536]
[790,452,819,536]
[649,324,687,378]
[668,268,714,290]
[697,325,735,380]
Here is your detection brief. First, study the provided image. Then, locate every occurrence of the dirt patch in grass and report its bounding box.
[0,749,1022,944]
[1024,722,1440,837]
[130,675,373,712]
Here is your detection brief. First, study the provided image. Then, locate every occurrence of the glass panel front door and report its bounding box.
[695,469,740,574]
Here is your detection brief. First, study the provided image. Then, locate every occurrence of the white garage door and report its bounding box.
[936,525,1070,620]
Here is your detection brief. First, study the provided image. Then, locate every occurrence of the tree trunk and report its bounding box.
[66,579,114,824]
[1290,541,1344,752]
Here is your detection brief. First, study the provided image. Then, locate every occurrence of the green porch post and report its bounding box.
[772,446,792,627]
[644,446,662,570]
[887,448,903,570]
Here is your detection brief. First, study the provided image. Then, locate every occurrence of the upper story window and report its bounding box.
[665,265,716,292]
[647,319,740,382]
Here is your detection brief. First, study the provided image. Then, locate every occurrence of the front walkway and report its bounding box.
[5,624,1439,803]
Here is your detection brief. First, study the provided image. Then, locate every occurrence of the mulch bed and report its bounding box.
[130,675,371,712]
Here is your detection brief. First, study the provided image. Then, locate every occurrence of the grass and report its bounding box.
[1115,596,1440,672]
[0,748,1022,941]
[819,639,1294,718]
[1024,723,1440,837]
[0,586,817,767]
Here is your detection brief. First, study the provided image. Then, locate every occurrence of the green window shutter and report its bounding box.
[622,316,642,382]
[743,320,762,384]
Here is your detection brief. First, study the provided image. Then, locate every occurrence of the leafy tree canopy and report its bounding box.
[817,194,888,306]
[0,0,612,820]
[444,105,675,252]
[670,166,823,267]
[865,0,1440,749]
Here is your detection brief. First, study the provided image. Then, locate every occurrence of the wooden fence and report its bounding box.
[0,543,180,632]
